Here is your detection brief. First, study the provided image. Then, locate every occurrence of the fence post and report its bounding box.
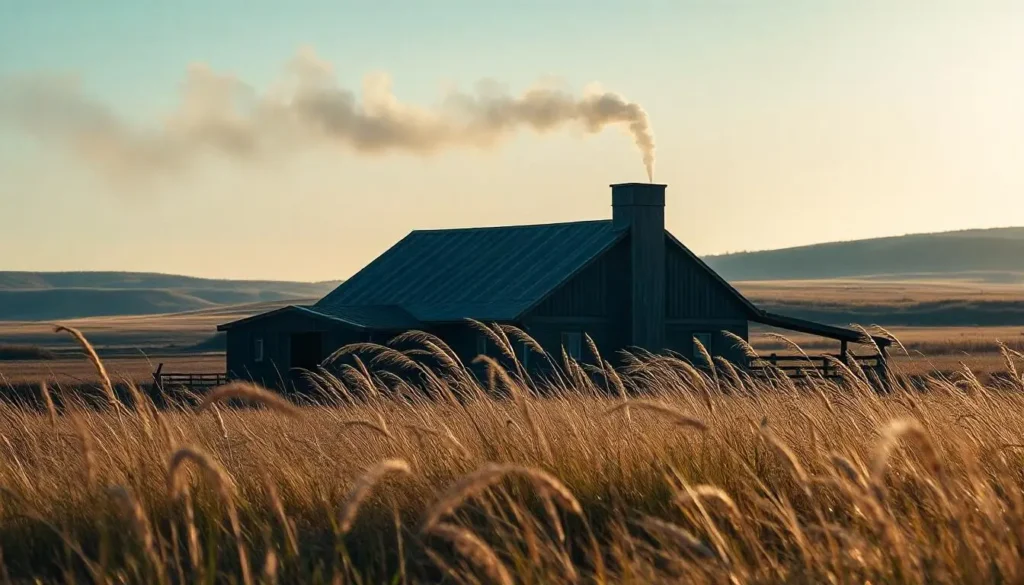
[152,363,164,393]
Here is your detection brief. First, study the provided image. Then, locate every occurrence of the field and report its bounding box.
[1,279,1024,582]
[1,324,1024,584]
[4,278,1022,385]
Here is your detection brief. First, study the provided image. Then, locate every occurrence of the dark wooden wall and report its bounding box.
[225,312,366,390]
[517,235,755,370]
[665,241,751,320]
[664,240,752,365]
[522,239,631,367]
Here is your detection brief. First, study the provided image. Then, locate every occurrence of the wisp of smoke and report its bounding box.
[0,47,655,184]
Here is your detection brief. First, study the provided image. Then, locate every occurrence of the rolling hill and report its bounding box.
[704,227,1024,282]
[5,227,1023,323]
[0,272,339,321]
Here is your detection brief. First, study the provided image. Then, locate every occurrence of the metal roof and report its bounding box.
[315,220,626,323]
[322,304,422,330]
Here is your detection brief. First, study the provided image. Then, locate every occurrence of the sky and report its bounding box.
[1,0,1022,282]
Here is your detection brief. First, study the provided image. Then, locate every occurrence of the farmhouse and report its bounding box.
[218,182,891,390]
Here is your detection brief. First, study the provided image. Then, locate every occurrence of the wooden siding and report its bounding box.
[224,312,365,391]
[523,239,631,364]
[531,248,612,317]
[666,321,749,366]
[665,240,750,320]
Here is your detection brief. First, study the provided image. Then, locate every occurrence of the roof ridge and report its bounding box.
[410,218,612,235]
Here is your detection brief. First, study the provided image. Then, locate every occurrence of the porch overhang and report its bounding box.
[751,310,892,348]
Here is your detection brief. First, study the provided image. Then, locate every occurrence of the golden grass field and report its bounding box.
[736,278,1024,306]
[1,279,1024,582]
[1,323,1024,584]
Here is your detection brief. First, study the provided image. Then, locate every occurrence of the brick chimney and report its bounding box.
[612,182,667,352]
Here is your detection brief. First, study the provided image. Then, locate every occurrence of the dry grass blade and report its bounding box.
[870,418,940,482]
[197,382,302,418]
[70,411,97,486]
[338,459,412,535]
[635,516,717,559]
[520,467,583,516]
[167,446,237,501]
[39,381,56,427]
[760,426,810,487]
[675,485,740,518]
[721,330,759,359]
[830,453,868,490]
[427,523,513,585]
[404,424,472,459]
[422,464,514,533]
[107,486,161,572]
[421,463,583,536]
[339,418,395,440]
[603,400,707,431]
[53,325,117,410]
[262,475,298,558]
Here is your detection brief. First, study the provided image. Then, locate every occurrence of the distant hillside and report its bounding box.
[0,271,339,295]
[0,272,340,321]
[0,289,216,320]
[704,227,1024,282]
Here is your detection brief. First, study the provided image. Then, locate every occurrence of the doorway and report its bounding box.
[290,331,323,371]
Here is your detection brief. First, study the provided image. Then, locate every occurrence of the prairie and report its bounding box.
[0,325,1023,583]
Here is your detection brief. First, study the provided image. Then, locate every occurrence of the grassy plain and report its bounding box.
[735,277,1024,305]
[1,279,1024,582]
[2,279,1024,383]
[0,325,1023,583]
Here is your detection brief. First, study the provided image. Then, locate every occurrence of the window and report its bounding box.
[254,338,264,363]
[693,332,712,359]
[518,341,531,370]
[561,331,582,360]
[476,333,488,357]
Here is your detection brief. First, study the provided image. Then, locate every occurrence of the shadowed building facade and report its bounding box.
[218,182,890,390]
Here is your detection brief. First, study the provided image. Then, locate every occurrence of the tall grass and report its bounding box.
[1,329,1024,583]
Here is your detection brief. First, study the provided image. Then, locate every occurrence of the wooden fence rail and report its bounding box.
[747,352,884,380]
[152,363,227,392]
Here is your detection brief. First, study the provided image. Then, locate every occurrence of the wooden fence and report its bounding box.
[747,352,885,380]
[152,363,227,392]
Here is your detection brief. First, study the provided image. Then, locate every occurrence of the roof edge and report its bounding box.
[216,304,369,332]
[664,230,762,317]
[753,311,893,347]
[409,218,612,236]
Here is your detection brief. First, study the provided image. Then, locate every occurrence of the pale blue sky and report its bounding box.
[2,0,1022,281]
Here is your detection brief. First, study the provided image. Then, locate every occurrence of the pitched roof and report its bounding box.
[315,220,625,322]
[219,215,890,349]
[217,304,421,331]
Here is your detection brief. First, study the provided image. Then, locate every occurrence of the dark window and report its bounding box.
[693,332,712,359]
[519,341,531,370]
[476,334,488,357]
[254,338,264,363]
[290,332,323,370]
[561,331,582,360]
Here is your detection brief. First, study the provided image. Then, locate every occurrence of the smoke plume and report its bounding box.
[0,48,656,184]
